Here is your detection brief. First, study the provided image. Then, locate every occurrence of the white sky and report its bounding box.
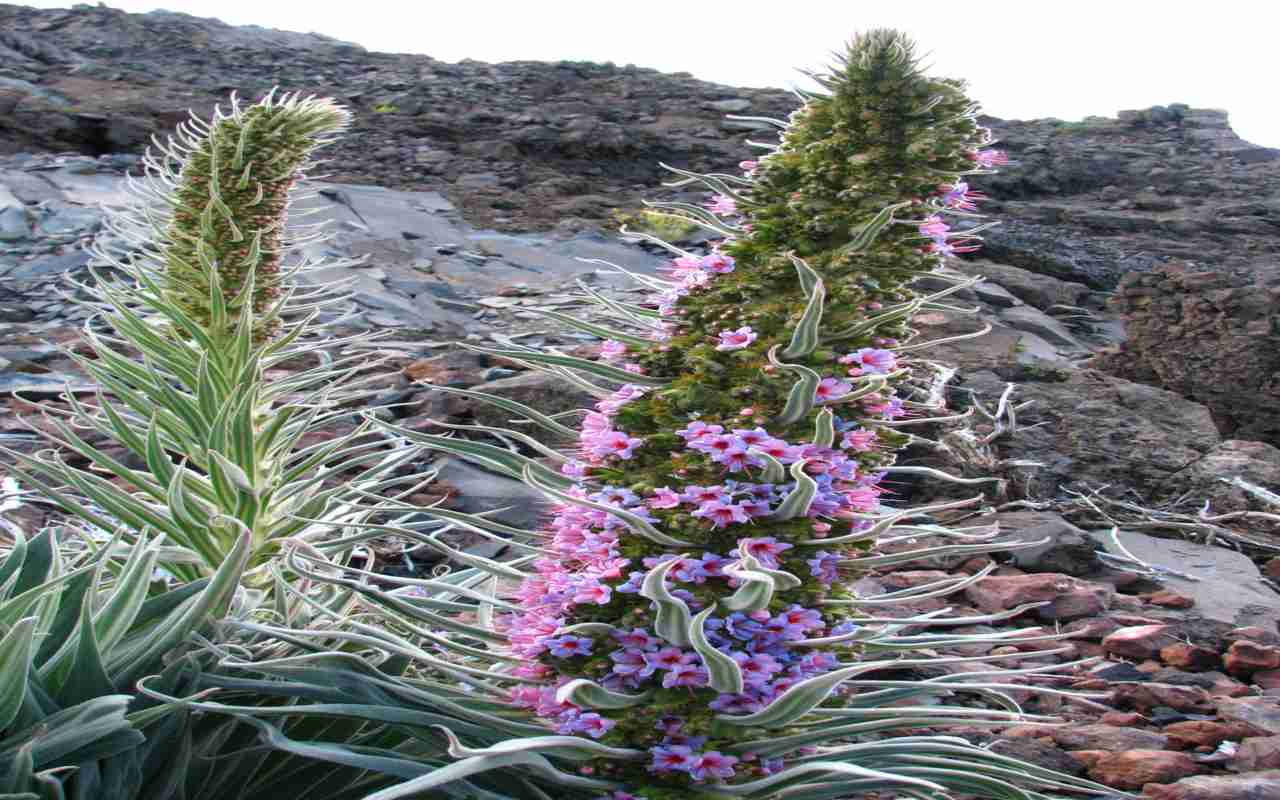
[23,1,1280,147]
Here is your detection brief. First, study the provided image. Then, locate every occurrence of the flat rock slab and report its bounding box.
[1089,529,1280,627]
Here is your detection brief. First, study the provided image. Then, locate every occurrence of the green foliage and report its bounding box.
[4,91,428,582]
[372,103,399,113]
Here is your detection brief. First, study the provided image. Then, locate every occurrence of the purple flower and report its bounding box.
[691,751,740,781]
[715,326,757,351]
[614,628,660,650]
[714,443,758,473]
[616,571,645,594]
[808,550,840,586]
[918,214,950,240]
[642,647,691,677]
[732,651,784,686]
[733,426,772,446]
[663,662,709,689]
[610,648,649,677]
[600,340,628,360]
[650,744,697,773]
[562,712,615,738]
[739,536,793,568]
[545,635,593,658]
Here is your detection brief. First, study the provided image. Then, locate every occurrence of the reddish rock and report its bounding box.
[1112,594,1147,611]
[1065,617,1125,640]
[1224,641,1280,677]
[1164,721,1260,750]
[1236,737,1280,772]
[880,570,952,590]
[1068,750,1108,770]
[1052,724,1169,752]
[964,573,1113,621]
[1146,589,1196,609]
[1264,557,1280,581]
[1089,750,1201,789]
[1105,625,1175,660]
[1227,628,1280,647]
[1142,771,1280,800]
[1115,683,1214,713]
[1211,677,1255,699]
[1161,642,1224,672]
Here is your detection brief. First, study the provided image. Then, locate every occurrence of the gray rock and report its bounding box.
[999,305,1085,350]
[973,281,1022,308]
[6,249,91,281]
[0,204,30,242]
[979,511,1103,576]
[430,456,549,532]
[467,371,594,440]
[969,369,1221,499]
[1087,529,1280,627]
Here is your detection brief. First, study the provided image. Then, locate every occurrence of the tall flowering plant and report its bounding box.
[203,32,1122,800]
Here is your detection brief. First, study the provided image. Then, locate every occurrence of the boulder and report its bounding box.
[964,573,1113,621]
[1087,750,1201,789]
[1235,737,1280,772]
[1087,530,1280,628]
[1217,697,1280,736]
[967,369,1221,499]
[1102,263,1280,445]
[1142,771,1280,800]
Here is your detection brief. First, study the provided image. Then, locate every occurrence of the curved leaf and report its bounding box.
[554,679,653,710]
[770,460,818,521]
[769,346,821,426]
[639,559,693,647]
[689,607,743,694]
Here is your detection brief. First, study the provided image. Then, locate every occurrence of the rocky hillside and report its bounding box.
[3,2,1279,290]
[2,8,1280,797]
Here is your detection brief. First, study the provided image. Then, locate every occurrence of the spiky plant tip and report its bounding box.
[158,90,351,344]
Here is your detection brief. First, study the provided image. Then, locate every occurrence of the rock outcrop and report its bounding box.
[1101,263,1280,446]
[1,3,1277,290]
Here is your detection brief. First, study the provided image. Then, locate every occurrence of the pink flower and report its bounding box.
[841,429,878,452]
[939,180,985,211]
[815,377,852,402]
[707,194,737,216]
[590,430,644,460]
[700,252,735,274]
[739,160,758,173]
[851,347,897,374]
[600,340,627,360]
[716,326,757,351]
[693,501,750,529]
[649,487,682,509]
[573,581,612,605]
[918,214,950,239]
[928,239,982,257]
[973,149,1010,168]
[844,486,881,512]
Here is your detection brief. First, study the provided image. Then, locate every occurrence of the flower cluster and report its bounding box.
[496,34,1018,796]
